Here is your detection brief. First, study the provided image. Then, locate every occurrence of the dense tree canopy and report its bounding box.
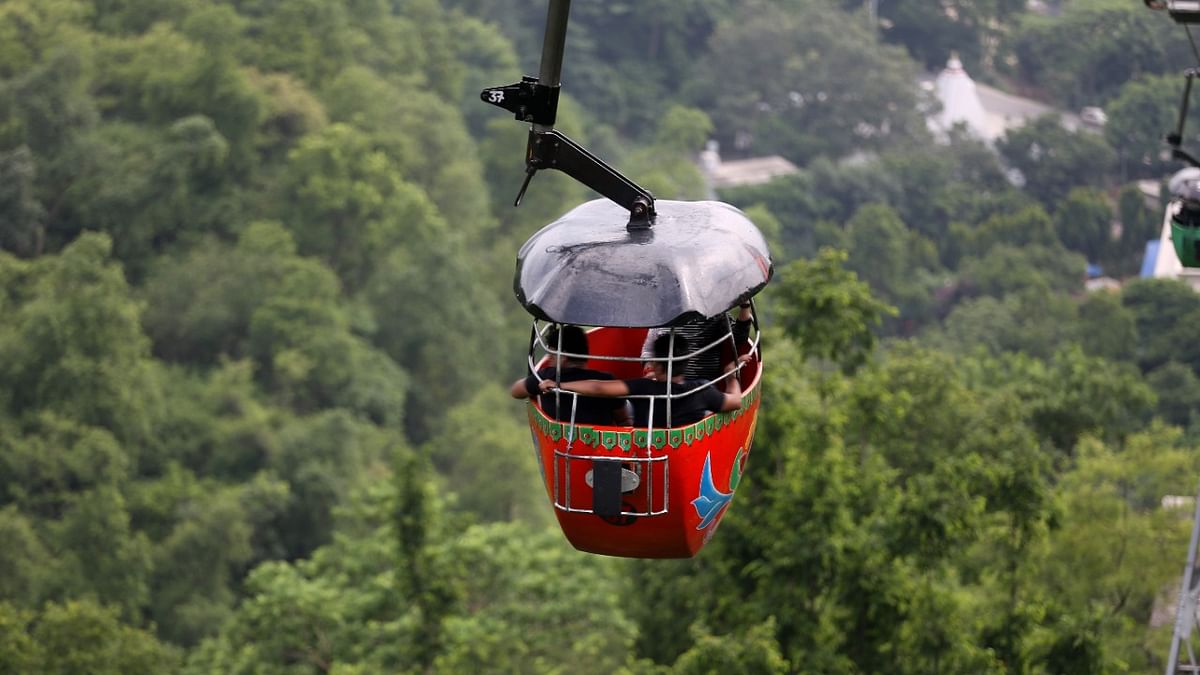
[689,0,930,163]
[1,0,1198,672]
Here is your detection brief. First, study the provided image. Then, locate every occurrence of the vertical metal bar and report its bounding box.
[662,459,669,515]
[666,329,675,427]
[646,397,655,515]
[1168,485,1200,674]
[564,454,571,510]
[528,321,538,373]
[1176,72,1195,147]
[535,0,571,133]
[566,392,577,444]
[648,422,657,511]
[553,451,561,508]
[553,323,562,419]
[648,458,655,515]
[748,300,762,360]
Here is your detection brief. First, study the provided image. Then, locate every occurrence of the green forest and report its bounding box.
[3,0,1200,672]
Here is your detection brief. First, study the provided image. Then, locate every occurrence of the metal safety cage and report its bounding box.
[525,314,762,432]
[526,313,762,391]
[524,312,762,519]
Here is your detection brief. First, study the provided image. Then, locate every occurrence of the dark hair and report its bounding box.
[652,333,689,371]
[547,325,589,361]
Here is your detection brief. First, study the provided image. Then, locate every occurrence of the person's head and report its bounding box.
[546,325,589,367]
[650,333,689,378]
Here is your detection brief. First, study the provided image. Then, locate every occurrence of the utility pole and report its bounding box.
[1167,486,1200,674]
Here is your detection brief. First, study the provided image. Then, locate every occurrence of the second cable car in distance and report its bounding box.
[483,0,773,558]
[1144,0,1200,267]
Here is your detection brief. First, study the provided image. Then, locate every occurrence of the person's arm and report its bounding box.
[538,377,632,397]
[510,374,537,399]
[716,354,752,411]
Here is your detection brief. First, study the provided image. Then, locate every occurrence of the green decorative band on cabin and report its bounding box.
[600,427,638,449]
[527,385,759,450]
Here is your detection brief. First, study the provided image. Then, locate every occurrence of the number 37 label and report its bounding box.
[488,90,505,103]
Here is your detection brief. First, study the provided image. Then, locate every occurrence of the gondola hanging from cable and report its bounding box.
[1145,0,1200,267]
[483,0,772,558]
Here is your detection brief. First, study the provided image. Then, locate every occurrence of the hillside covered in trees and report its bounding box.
[2,0,1200,672]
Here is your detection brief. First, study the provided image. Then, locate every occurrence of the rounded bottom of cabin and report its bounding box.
[556,511,710,559]
[527,388,760,559]
[522,325,762,559]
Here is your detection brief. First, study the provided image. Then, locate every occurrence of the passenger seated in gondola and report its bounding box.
[511,325,633,426]
[540,334,748,428]
[639,302,754,380]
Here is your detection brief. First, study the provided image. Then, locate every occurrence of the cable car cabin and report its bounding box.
[481,1,772,558]
[523,321,762,559]
[1169,168,1200,268]
[512,199,772,558]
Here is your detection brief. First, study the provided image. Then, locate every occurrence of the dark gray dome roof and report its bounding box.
[514,199,773,327]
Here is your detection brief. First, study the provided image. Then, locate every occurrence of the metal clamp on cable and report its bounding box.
[479,0,656,229]
[524,129,656,228]
[480,76,560,126]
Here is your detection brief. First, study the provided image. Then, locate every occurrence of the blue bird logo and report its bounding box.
[691,451,737,530]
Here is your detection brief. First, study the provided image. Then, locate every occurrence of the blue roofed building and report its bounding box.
[1141,240,1161,278]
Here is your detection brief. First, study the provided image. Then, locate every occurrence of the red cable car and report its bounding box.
[516,200,770,558]
[482,2,772,557]
[525,326,762,558]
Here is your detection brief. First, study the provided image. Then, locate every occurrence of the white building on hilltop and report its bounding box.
[930,56,993,140]
[925,56,1083,143]
[698,140,799,198]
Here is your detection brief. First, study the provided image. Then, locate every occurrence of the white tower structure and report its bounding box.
[931,55,994,141]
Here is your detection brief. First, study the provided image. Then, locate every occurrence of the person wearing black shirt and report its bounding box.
[511,325,632,426]
[540,334,748,428]
[638,302,754,380]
